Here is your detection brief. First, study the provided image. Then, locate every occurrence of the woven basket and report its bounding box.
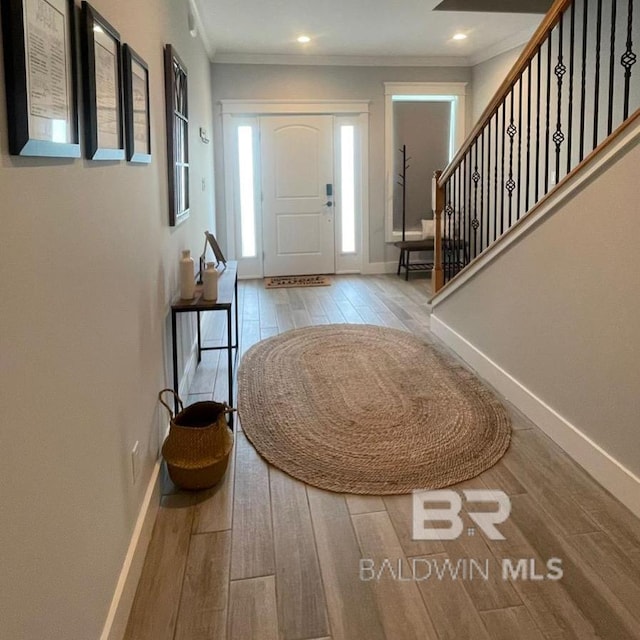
[158,389,235,490]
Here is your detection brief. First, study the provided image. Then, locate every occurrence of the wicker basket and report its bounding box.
[158,389,235,490]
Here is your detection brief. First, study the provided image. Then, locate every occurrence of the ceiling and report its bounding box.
[193,0,546,65]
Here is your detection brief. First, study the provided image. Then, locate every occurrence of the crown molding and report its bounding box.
[190,0,216,60]
[211,52,472,67]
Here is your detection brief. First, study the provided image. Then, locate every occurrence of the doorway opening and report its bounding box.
[221,101,369,279]
[384,83,467,242]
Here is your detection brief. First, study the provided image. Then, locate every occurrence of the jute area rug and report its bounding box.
[264,275,330,289]
[238,324,511,494]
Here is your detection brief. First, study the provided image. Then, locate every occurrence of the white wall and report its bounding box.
[471,45,524,122]
[210,63,471,266]
[432,130,640,492]
[0,1,215,638]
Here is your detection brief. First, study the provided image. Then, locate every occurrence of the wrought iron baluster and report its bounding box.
[536,48,542,202]
[580,0,589,161]
[526,63,532,212]
[466,151,472,263]
[608,0,618,136]
[443,180,449,282]
[517,78,523,220]
[554,16,566,184]
[506,91,517,228]
[480,130,485,252]
[501,102,506,236]
[494,108,500,242]
[594,0,603,149]
[487,117,492,249]
[472,142,480,259]
[454,165,462,273]
[622,0,636,120]
[567,1,576,175]
[545,34,552,194]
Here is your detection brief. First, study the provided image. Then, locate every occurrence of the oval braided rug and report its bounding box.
[237,324,511,494]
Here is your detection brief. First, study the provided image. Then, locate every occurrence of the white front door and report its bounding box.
[260,115,335,277]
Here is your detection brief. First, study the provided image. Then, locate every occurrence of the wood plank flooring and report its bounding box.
[125,274,640,640]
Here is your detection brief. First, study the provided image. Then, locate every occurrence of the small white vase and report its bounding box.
[179,250,195,300]
[203,262,219,301]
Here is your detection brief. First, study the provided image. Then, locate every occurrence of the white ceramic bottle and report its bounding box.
[179,250,195,300]
[203,262,219,301]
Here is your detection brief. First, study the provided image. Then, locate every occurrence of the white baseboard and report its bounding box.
[431,314,640,519]
[362,261,398,275]
[100,460,162,640]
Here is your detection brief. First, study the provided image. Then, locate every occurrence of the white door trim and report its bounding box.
[221,101,370,279]
[220,99,370,115]
[384,82,468,243]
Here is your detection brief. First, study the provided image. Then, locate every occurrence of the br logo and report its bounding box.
[412,490,511,541]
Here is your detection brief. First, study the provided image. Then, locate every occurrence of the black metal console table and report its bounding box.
[170,261,239,427]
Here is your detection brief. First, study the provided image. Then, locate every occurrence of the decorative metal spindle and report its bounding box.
[544,34,552,194]
[501,102,506,236]
[517,78,523,220]
[622,0,636,120]
[444,181,450,281]
[594,0,603,149]
[608,0,618,136]
[480,130,485,252]
[554,17,566,184]
[466,152,472,263]
[579,0,589,161]
[472,142,480,259]
[567,1,576,175]
[535,48,542,201]
[456,165,462,274]
[487,117,492,249]
[494,109,499,242]
[526,63,532,212]
[506,92,517,228]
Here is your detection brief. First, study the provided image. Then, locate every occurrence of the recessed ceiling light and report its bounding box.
[297,35,311,43]
[452,33,468,41]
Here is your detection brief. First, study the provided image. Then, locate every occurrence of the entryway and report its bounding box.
[221,101,369,279]
[260,115,335,277]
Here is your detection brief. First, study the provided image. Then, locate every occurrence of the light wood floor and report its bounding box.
[125,275,640,640]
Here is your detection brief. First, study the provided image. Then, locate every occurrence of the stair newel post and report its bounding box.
[432,170,445,292]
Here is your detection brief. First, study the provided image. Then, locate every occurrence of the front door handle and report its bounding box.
[325,201,333,207]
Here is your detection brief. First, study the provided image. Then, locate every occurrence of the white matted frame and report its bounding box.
[384,82,467,243]
[221,100,370,279]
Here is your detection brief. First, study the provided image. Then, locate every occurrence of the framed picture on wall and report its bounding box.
[80,1,125,160]
[122,45,151,163]
[0,0,81,157]
[164,44,189,226]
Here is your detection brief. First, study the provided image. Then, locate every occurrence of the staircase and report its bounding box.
[427,0,640,520]
[430,0,638,293]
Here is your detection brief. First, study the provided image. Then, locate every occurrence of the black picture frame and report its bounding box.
[80,1,124,160]
[122,45,151,163]
[0,0,80,157]
[164,44,189,226]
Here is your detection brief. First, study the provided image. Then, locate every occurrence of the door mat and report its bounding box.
[264,275,331,289]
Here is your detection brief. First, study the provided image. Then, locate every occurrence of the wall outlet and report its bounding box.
[201,177,206,191]
[131,441,141,485]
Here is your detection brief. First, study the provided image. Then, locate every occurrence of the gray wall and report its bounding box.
[393,101,451,232]
[210,63,471,265]
[0,1,215,638]
[471,46,524,122]
[432,133,640,479]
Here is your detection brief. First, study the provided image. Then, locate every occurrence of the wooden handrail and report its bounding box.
[439,0,572,185]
